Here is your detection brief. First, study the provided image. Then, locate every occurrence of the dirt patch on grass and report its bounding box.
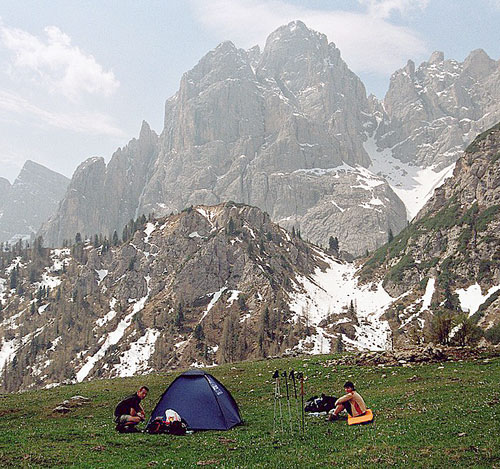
[0,408,22,417]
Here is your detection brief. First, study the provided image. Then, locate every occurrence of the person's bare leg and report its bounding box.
[327,404,344,421]
[124,409,142,426]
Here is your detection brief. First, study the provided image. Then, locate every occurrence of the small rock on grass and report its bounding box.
[53,405,71,413]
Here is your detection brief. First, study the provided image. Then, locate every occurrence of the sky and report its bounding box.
[0,0,499,182]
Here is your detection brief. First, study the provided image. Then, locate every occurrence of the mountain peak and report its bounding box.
[139,120,152,139]
[463,48,496,77]
[428,51,444,64]
[266,20,326,45]
[214,40,237,54]
[73,157,106,178]
[15,160,69,186]
[22,159,51,173]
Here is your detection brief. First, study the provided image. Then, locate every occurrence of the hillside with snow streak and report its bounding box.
[1,202,400,392]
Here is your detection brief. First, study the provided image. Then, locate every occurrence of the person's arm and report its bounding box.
[138,403,145,419]
[335,392,353,405]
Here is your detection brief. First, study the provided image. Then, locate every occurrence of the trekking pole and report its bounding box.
[273,370,278,434]
[290,370,300,430]
[297,372,305,435]
[282,371,293,433]
[272,370,284,433]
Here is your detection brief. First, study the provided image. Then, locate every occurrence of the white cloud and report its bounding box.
[0,90,125,137]
[189,0,429,76]
[1,23,119,100]
[358,0,429,19]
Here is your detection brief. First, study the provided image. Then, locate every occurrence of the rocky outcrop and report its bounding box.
[0,161,69,243]
[375,50,500,169]
[324,344,499,367]
[0,178,11,214]
[2,203,346,391]
[40,121,159,245]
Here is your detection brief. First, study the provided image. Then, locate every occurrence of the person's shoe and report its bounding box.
[326,414,339,422]
[124,425,140,433]
[115,424,126,433]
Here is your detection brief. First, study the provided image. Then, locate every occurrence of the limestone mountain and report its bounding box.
[367,50,500,217]
[0,161,69,243]
[378,49,500,169]
[40,121,159,246]
[1,202,396,391]
[360,122,500,345]
[0,177,11,211]
[40,21,406,257]
[39,23,499,257]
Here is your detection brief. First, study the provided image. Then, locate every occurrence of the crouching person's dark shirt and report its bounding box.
[114,394,142,417]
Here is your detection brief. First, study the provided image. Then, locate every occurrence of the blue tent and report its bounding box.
[147,370,242,431]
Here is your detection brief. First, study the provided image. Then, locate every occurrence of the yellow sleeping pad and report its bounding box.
[347,409,373,425]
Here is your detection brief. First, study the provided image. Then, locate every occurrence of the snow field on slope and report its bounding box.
[113,328,161,378]
[0,278,5,305]
[364,136,455,219]
[76,276,152,382]
[289,251,394,352]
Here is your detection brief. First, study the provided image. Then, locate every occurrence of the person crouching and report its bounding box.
[114,386,149,432]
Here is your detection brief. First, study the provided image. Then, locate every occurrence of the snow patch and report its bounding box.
[421,278,435,312]
[0,278,6,305]
[226,290,241,306]
[199,287,227,324]
[240,313,251,323]
[0,337,17,374]
[113,328,160,377]
[331,200,345,213]
[76,277,151,382]
[196,206,220,229]
[96,298,118,328]
[95,269,108,285]
[365,135,455,219]
[37,271,62,289]
[456,283,500,316]
[289,253,394,351]
[144,222,156,243]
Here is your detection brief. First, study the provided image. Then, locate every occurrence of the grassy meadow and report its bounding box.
[0,353,499,468]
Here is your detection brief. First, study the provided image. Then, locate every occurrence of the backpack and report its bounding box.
[304,394,338,413]
[146,409,187,435]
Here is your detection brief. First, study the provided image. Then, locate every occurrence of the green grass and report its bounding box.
[0,355,499,468]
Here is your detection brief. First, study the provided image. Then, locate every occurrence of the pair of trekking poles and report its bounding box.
[272,370,305,435]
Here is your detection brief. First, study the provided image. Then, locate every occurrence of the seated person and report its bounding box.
[327,381,366,421]
[114,385,148,431]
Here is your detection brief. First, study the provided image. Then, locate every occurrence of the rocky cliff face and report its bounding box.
[40,23,499,257]
[375,49,500,169]
[40,22,404,257]
[0,161,69,243]
[0,178,11,213]
[361,122,500,344]
[40,122,159,245]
